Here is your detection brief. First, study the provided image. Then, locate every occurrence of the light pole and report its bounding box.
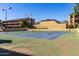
[25,14,32,28]
[1,7,12,35]
[29,14,32,28]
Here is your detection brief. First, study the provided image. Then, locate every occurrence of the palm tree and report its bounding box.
[73,3,79,15]
[20,20,28,30]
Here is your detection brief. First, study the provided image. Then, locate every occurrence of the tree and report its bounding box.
[20,20,28,30]
[73,3,79,15]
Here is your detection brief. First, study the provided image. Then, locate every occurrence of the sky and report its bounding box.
[0,3,74,22]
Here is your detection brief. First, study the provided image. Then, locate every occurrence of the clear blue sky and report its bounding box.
[0,3,74,22]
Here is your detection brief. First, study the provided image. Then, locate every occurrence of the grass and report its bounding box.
[0,32,79,55]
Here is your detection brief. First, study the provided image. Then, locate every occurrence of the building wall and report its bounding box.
[67,14,79,28]
[34,21,66,30]
[1,18,35,31]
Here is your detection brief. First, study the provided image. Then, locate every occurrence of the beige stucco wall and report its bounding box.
[34,21,66,30]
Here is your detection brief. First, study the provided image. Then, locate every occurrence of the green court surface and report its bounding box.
[0,32,79,55]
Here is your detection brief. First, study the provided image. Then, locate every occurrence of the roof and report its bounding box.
[2,18,34,22]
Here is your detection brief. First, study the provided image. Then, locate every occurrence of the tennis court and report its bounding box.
[0,31,65,40]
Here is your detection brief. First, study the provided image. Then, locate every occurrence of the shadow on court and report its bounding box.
[0,39,12,44]
[0,48,32,56]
